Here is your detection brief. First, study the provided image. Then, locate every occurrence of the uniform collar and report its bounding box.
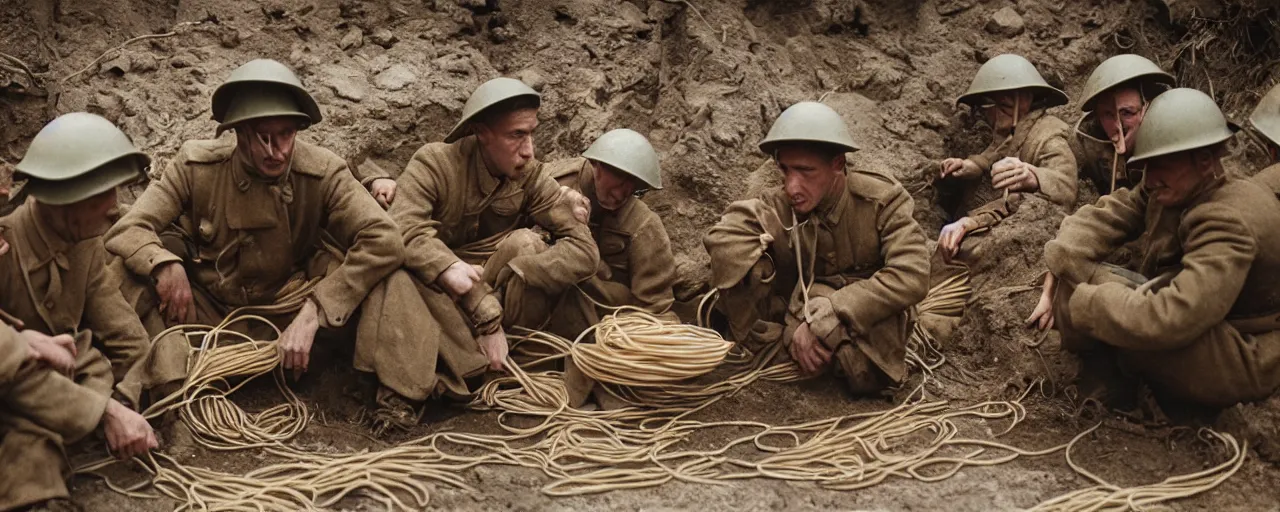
[16,197,75,264]
[469,137,506,196]
[810,173,849,225]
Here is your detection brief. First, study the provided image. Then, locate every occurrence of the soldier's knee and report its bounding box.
[499,229,548,257]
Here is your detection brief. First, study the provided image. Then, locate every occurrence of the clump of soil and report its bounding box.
[4,0,1280,509]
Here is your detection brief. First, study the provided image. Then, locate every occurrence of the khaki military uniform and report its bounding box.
[545,157,678,405]
[1046,179,1280,407]
[0,202,126,510]
[105,138,404,385]
[356,136,599,402]
[942,109,1078,235]
[1251,163,1280,195]
[704,170,929,390]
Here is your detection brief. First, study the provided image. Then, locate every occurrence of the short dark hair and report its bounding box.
[478,95,541,126]
[772,141,847,164]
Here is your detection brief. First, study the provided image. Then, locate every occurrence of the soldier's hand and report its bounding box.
[279,299,321,380]
[154,262,195,324]
[103,399,159,460]
[369,178,397,209]
[1025,273,1056,331]
[21,330,78,375]
[476,329,509,371]
[937,217,975,264]
[559,186,591,224]
[991,157,1039,192]
[789,323,830,375]
[437,261,481,297]
[0,232,8,257]
[940,158,981,179]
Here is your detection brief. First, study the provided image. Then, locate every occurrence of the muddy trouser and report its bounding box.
[715,259,913,394]
[357,229,577,405]
[1054,265,1280,407]
[0,335,113,510]
[111,232,340,408]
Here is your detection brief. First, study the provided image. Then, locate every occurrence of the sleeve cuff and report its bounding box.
[310,278,358,328]
[968,153,994,173]
[1067,282,1100,333]
[124,244,182,278]
[806,297,844,350]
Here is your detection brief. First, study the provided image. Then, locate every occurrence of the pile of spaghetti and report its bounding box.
[74,274,1244,511]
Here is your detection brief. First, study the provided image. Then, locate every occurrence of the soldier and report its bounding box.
[1,113,158,510]
[1248,82,1280,192]
[1027,55,1176,330]
[1041,88,1280,408]
[355,78,598,432]
[704,102,929,395]
[935,54,1078,263]
[1072,54,1176,195]
[544,128,677,407]
[105,59,404,387]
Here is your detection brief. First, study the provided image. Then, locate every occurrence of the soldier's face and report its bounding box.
[1143,150,1216,207]
[592,162,637,212]
[53,188,118,240]
[1096,88,1146,155]
[980,90,1033,133]
[777,147,844,215]
[476,108,538,180]
[236,117,300,177]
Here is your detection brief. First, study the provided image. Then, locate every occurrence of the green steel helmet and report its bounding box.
[15,112,149,205]
[583,128,663,190]
[758,101,859,156]
[215,85,313,135]
[211,59,321,131]
[956,54,1068,108]
[444,77,541,143]
[1079,54,1175,112]
[1249,82,1280,147]
[1128,88,1238,165]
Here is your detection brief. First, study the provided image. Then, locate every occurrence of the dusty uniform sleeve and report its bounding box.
[625,215,677,313]
[352,159,393,188]
[1044,187,1147,285]
[1067,201,1255,350]
[0,325,110,442]
[84,245,152,381]
[825,187,930,339]
[104,159,189,277]
[1028,127,1078,208]
[310,168,406,328]
[389,154,462,286]
[507,169,601,294]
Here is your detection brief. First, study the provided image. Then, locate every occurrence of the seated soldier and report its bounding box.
[1248,82,1280,192]
[543,128,677,408]
[105,59,404,390]
[1029,55,1174,330]
[356,78,599,433]
[936,54,1078,263]
[1,113,158,510]
[704,102,929,395]
[1040,88,1280,408]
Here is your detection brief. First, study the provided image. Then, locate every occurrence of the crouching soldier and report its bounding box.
[704,102,930,395]
[544,128,677,407]
[1,113,158,510]
[105,59,404,395]
[935,54,1077,263]
[356,77,599,432]
[1042,89,1280,408]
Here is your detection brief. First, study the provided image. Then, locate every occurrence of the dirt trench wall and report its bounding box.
[2,0,1276,298]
